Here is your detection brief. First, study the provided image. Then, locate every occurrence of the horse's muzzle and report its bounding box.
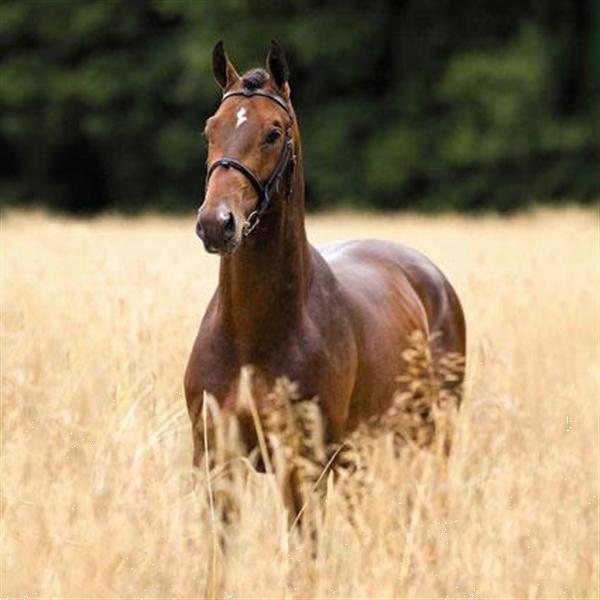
[196,206,238,254]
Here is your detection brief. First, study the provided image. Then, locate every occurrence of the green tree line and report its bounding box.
[1,0,598,213]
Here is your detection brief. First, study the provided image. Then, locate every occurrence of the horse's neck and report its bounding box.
[217,160,311,345]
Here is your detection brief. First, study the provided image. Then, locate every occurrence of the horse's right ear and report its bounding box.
[212,41,240,90]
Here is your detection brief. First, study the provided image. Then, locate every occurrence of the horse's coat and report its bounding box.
[185,41,466,467]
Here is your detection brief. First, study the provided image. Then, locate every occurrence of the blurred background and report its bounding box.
[0,0,598,215]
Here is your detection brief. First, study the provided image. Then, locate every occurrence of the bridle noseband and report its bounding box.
[204,88,295,237]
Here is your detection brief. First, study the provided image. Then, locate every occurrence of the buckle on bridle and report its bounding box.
[243,209,261,237]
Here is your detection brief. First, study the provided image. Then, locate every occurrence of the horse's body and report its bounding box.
[185,42,465,466]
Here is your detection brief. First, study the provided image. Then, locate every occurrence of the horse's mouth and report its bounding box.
[204,240,240,256]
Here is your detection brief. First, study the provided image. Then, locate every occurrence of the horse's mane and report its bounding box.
[241,68,269,91]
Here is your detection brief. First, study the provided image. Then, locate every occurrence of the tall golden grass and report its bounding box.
[1,208,598,598]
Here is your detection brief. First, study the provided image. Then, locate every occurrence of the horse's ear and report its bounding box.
[212,40,240,90]
[266,39,290,95]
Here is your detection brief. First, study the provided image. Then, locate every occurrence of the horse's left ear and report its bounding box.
[266,40,290,96]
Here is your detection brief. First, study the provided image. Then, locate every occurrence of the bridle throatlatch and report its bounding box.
[204,88,295,237]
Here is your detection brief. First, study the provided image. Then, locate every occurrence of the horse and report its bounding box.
[185,41,466,477]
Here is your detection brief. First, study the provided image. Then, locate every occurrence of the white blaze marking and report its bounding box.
[235,107,248,128]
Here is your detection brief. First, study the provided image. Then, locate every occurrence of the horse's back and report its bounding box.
[319,238,465,356]
[316,238,465,425]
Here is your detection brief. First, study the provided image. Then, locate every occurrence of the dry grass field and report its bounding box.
[1,207,598,598]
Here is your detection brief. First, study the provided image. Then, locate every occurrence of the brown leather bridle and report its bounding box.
[204,88,295,237]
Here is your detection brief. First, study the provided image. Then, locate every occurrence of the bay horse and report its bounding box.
[185,41,465,472]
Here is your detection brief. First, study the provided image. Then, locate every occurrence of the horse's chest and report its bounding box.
[187,328,318,405]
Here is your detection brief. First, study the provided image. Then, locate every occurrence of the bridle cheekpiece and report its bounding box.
[204,88,295,237]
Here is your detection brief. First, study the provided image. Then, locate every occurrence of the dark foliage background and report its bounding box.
[1,0,598,214]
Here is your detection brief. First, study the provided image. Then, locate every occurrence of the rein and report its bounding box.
[205,89,295,237]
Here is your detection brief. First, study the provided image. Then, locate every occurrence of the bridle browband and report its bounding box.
[204,88,295,237]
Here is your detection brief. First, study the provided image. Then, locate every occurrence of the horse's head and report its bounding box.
[196,41,295,255]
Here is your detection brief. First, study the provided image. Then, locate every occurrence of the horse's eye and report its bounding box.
[264,129,281,145]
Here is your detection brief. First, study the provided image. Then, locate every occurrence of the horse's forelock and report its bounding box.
[241,68,269,91]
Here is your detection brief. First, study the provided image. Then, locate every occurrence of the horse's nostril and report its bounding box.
[219,211,235,235]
